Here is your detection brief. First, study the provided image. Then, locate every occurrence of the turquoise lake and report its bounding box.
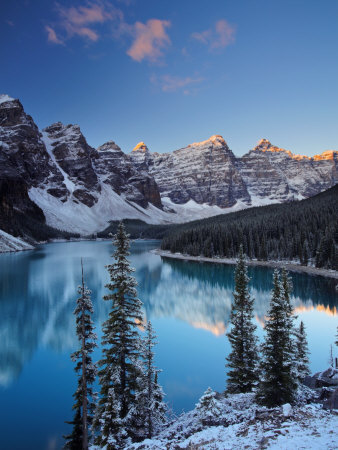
[0,240,337,449]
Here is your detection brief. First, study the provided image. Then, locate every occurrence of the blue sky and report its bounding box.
[1,0,337,156]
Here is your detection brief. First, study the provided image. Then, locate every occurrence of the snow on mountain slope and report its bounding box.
[1,94,337,237]
[0,229,34,252]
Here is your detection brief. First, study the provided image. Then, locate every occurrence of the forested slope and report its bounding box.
[161,185,338,270]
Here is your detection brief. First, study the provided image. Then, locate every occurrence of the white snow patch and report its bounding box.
[0,94,14,105]
[0,229,34,253]
[41,131,76,193]
[282,403,292,417]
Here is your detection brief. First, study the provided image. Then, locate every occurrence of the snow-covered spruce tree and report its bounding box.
[294,321,310,381]
[195,387,223,426]
[131,320,167,440]
[328,345,334,368]
[95,222,144,449]
[64,262,97,450]
[226,245,258,394]
[280,268,302,382]
[336,327,338,347]
[256,269,297,407]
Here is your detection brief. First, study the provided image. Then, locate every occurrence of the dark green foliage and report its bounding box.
[226,246,258,393]
[64,265,97,450]
[97,219,173,240]
[95,222,144,448]
[132,321,167,440]
[4,212,80,244]
[64,408,83,450]
[295,321,310,381]
[256,270,298,407]
[161,185,338,270]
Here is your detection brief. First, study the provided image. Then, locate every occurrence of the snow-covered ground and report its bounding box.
[0,229,34,253]
[28,183,290,235]
[130,391,338,449]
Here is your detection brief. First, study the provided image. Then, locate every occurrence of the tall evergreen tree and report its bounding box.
[335,327,338,347]
[256,269,297,407]
[226,245,258,393]
[294,321,310,381]
[95,222,144,449]
[64,261,97,450]
[132,320,167,440]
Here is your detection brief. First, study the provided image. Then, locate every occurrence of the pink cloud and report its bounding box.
[192,19,236,50]
[47,1,121,43]
[151,74,204,94]
[127,19,171,63]
[45,2,172,64]
[56,2,115,26]
[45,25,64,45]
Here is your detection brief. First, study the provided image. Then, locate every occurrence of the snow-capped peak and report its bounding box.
[0,94,15,105]
[133,141,149,152]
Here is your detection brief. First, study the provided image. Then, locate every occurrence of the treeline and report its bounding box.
[97,219,172,240]
[161,185,338,270]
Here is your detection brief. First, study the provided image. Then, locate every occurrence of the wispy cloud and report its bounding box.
[127,19,171,63]
[46,1,121,44]
[45,25,64,45]
[192,19,236,50]
[151,74,204,94]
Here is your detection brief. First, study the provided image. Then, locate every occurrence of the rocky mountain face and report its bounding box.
[131,136,338,207]
[131,135,250,207]
[0,94,337,240]
[239,139,338,201]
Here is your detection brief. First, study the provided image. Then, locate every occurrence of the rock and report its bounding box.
[304,367,338,388]
[144,135,251,207]
[130,135,338,209]
[96,141,163,209]
[322,388,338,410]
[43,122,100,202]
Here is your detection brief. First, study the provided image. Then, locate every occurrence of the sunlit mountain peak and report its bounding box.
[133,141,149,152]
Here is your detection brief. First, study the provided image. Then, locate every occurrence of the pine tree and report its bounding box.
[95,222,144,449]
[329,345,334,368]
[335,327,338,347]
[294,321,310,381]
[195,387,223,426]
[226,245,258,393]
[131,321,167,440]
[256,269,297,407]
[64,261,97,450]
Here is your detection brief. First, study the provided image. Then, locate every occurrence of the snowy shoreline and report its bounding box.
[130,389,338,450]
[152,249,338,280]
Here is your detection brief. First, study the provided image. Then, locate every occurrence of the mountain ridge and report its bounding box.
[0,94,337,241]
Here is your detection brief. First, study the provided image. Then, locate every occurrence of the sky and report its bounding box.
[1,0,337,156]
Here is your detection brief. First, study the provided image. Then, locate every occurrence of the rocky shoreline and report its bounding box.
[152,249,338,280]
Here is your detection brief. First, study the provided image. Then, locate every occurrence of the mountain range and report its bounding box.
[0,93,337,245]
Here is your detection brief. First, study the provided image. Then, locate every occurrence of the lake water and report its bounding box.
[0,240,337,449]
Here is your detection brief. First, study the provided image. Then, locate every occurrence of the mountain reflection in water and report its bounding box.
[0,240,337,389]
